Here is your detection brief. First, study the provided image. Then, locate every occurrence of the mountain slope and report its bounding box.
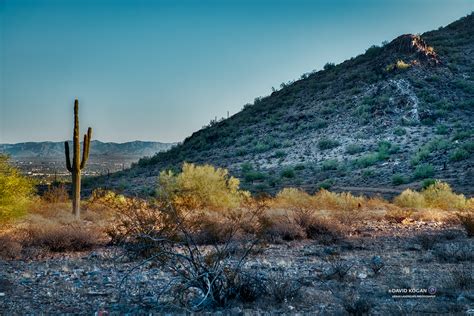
[92,13,474,197]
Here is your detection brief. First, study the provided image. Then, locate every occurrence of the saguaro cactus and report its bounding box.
[64,99,92,219]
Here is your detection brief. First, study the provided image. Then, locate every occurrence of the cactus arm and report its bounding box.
[80,127,92,169]
[64,141,73,172]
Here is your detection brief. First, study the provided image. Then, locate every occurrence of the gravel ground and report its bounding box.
[1,221,473,314]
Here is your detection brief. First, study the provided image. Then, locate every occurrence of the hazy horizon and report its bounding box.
[1,0,473,144]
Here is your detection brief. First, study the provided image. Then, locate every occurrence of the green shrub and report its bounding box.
[452,130,471,141]
[392,174,407,186]
[280,168,295,178]
[413,164,435,180]
[321,159,339,171]
[244,171,266,183]
[421,178,436,189]
[273,150,286,158]
[394,127,406,136]
[0,155,36,222]
[318,138,340,150]
[318,179,334,190]
[346,144,364,155]
[449,148,470,162]
[354,153,379,168]
[435,125,449,135]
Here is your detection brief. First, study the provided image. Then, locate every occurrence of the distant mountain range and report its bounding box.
[0,140,176,160]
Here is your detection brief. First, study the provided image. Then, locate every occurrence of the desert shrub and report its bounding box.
[0,155,36,222]
[157,163,249,211]
[42,183,69,203]
[303,217,345,244]
[118,200,265,310]
[280,167,295,178]
[314,189,364,212]
[435,124,449,135]
[265,269,301,303]
[343,295,372,316]
[261,215,306,242]
[449,265,473,290]
[345,143,365,154]
[384,208,414,223]
[0,234,23,259]
[421,178,436,189]
[354,153,379,168]
[449,148,470,161]
[325,255,354,280]
[321,159,339,170]
[392,174,407,185]
[394,189,426,208]
[24,223,100,252]
[417,234,439,250]
[273,188,313,211]
[394,127,406,136]
[422,181,467,211]
[413,163,435,179]
[452,130,471,141]
[457,212,474,237]
[318,138,340,150]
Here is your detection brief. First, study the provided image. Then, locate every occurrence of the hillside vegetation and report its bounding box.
[89,14,474,197]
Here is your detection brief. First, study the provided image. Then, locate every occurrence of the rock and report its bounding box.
[0,292,5,297]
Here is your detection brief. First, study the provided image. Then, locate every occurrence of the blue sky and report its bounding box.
[1,0,473,143]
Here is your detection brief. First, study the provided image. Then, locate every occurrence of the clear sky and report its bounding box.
[1,0,473,143]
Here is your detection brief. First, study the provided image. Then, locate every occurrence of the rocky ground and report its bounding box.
[1,220,473,315]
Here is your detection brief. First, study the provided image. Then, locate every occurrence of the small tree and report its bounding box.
[0,154,35,222]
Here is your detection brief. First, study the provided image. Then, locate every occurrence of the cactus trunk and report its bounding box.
[65,99,92,219]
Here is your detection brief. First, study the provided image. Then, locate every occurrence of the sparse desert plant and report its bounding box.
[457,211,474,237]
[303,217,345,244]
[392,174,407,185]
[384,208,414,223]
[119,199,265,310]
[325,255,354,281]
[394,127,406,136]
[42,183,69,203]
[0,234,23,259]
[449,265,473,290]
[265,269,302,303]
[318,138,340,150]
[0,154,36,222]
[345,143,365,155]
[280,167,295,178]
[24,223,100,252]
[260,215,306,242]
[342,294,372,316]
[449,148,470,161]
[417,234,439,250]
[321,159,339,170]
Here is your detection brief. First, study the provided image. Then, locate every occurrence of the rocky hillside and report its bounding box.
[91,13,474,197]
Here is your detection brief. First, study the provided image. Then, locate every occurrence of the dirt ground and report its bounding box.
[1,220,473,315]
